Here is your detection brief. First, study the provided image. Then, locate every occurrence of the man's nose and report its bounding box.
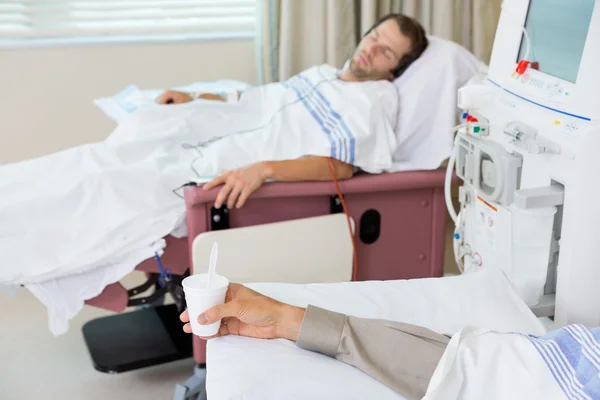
[367,45,381,57]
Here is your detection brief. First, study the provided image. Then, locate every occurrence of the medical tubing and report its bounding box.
[153,252,172,287]
[452,214,462,272]
[327,157,358,281]
[521,24,532,62]
[452,212,472,274]
[501,2,532,62]
[445,129,462,225]
[453,239,464,273]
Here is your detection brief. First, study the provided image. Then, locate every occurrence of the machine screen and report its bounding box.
[517,0,595,83]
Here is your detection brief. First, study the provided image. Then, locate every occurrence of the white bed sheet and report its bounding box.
[206,268,546,400]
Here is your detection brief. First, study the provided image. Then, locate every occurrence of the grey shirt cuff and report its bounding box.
[296,305,346,358]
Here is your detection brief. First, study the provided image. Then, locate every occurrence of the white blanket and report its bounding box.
[1,65,396,332]
[206,268,600,399]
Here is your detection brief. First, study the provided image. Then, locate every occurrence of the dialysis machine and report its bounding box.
[448,0,600,328]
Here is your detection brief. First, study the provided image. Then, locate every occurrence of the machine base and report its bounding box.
[530,294,556,319]
[174,365,207,400]
[82,304,193,373]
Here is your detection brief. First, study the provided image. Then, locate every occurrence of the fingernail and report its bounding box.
[198,313,208,324]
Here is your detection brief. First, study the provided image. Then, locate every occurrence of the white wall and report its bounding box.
[0,39,257,163]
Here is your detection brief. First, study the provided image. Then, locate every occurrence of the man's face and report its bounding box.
[348,18,413,81]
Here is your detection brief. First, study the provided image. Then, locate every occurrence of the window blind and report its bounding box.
[0,0,257,41]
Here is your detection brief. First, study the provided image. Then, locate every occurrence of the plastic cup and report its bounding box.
[182,273,229,337]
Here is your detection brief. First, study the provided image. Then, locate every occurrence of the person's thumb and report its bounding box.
[199,301,241,325]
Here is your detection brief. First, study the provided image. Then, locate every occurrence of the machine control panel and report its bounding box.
[513,71,572,102]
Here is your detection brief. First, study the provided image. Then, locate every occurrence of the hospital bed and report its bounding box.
[204,268,546,399]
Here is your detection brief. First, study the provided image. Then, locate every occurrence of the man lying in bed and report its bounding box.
[154,13,427,210]
[180,283,600,400]
[0,14,427,292]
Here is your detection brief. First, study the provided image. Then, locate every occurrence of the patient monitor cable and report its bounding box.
[170,68,344,198]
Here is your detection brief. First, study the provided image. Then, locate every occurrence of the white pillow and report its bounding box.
[390,36,487,172]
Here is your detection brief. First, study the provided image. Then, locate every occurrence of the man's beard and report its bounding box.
[349,57,370,79]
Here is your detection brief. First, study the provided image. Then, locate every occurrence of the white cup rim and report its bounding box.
[182,273,229,293]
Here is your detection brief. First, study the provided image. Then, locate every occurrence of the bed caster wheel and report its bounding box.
[174,365,207,400]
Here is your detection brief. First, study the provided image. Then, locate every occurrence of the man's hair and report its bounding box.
[364,13,429,78]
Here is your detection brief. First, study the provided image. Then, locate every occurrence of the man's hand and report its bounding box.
[156,90,194,105]
[201,157,353,210]
[179,283,305,341]
[203,162,273,209]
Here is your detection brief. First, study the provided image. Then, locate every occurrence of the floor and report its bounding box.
[0,272,196,400]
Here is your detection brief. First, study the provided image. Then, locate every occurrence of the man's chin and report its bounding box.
[349,65,368,78]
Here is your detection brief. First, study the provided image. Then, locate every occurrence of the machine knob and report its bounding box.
[213,215,221,223]
[421,200,430,207]
[419,253,427,261]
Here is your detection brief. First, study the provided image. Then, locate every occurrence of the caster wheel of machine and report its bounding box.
[173,365,207,400]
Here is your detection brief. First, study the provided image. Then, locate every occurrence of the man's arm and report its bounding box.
[263,156,354,181]
[203,156,354,209]
[156,90,241,104]
[296,306,450,400]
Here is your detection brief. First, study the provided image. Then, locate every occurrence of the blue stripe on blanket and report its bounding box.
[284,76,345,161]
[282,74,356,164]
[525,325,600,400]
[297,75,356,165]
[282,79,338,160]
